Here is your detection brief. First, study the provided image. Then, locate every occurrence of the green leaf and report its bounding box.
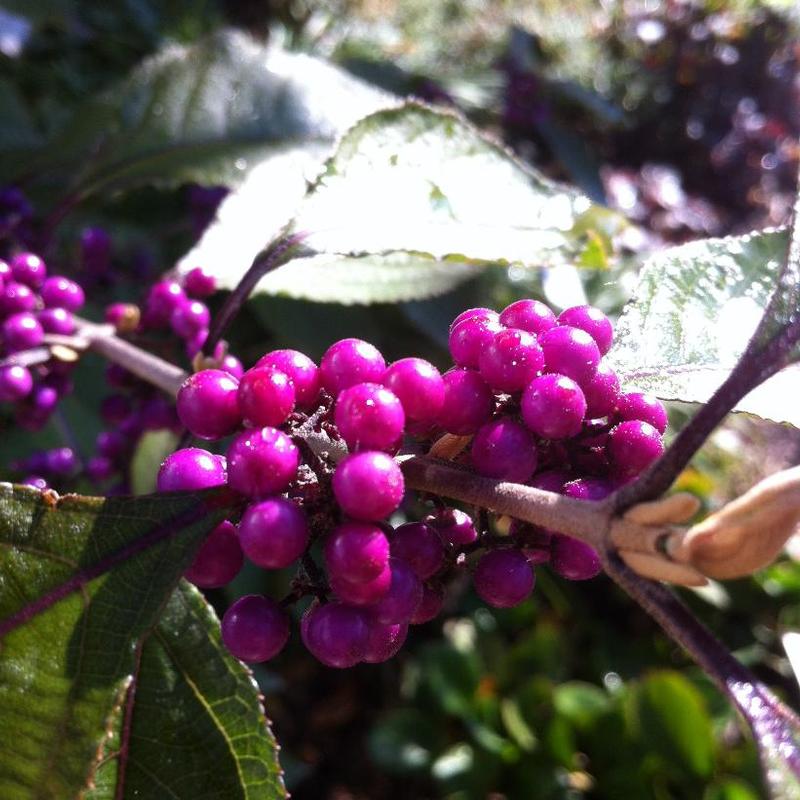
[130,429,179,494]
[608,228,800,427]
[633,671,715,779]
[87,582,285,799]
[0,484,238,799]
[553,681,610,731]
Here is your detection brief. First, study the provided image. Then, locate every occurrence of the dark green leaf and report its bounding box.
[0,484,237,799]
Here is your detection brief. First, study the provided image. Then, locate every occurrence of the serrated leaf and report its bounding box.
[608,228,800,427]
[0,484,239,799]
[87,582,285,799]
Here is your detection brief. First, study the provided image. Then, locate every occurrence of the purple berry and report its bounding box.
[302,602,369,668]
[45,447,77,475]
[320,338,386,396]
[40,276,85,311]
[171,299,211,339]
[582,363,621,418]
[256,349,320,409]
[38,307,75,335]
[104,302,137,330]
[499,299,556,335]
[0,364,33,401]
[22,475,48,491]
[86,456,114,482]
[383,357,445,424]
[177,369,241,440]
[334,382,405,452]
[325,522,390,584]
[144,280,186,326]
[557,305,613,355]
[221,353,244,380]
[0,282,36,315]
[449,314,504,369]
[478,328,544,393]
[184,328,209,358]
[238,497,309,568]
[372,558,423,624]
[330,564,392,606]
[539,326,601,386]
[473,549,534,608]
[332,451,404,521]
[184,267,216,298]
[410,584,444,624]
[438,368,493,435]
[563,477,613,501]
[362,620,408,663]
[522,374,587,439]
[157,447,227,491]
[471,419,538,482]
[11,252,46,288]
[226,427,300,496]
[185,520,243,587]
[3,312,43,352]
[607,420,664,478]
[530,469,570,493]
[28,385,59,417]
[237,367,295,428]
[616,392,668,434]
[449,307,498,332]
[550,535,601,580]
[391,522,444,580]
[428,508,477,546]
[140,396,179,431]
[222,594,290,662]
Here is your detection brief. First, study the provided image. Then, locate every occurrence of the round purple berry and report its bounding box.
[607,420,664,478]
[0,364,33,401]
[38,308,75,335]
[334,382,405,452]
[3,312,43,352]
[325,522,390,584]
[171,299,211,339]
[256,349,320,409]
[438,368,493,435]
[471,419,538,482]
[177,369,241,440]
[539,326,601,386]
[237,367,295,428]
[11,252,46,288]
[563,477,614,501]
[185,520,243,587]
[410,584,444,624]
[550,535,601,580]
[144,280,187,326]
[302,602,369,668]
[582,362,621,418]
[522,374,587,439]
[372,558,423,624]
[448,314,504,369]
[383,357,445,424]
[332,451,404,521]
[330,563,391,606]
[478,328,544,393]
[221,353,244,380]
[362,620,408,664]
[226,427,300,497]
[473,549,534,608]
[449,307,498,332]
[184,266,216,298]
[45,447,77,475]
[157,447,227,492]
[0,282,36,315]
[238,497,309,569]
[22,475,48,491]
[499,299,556,335]
[222,594,290,662]
[557,305,613,355]
[616,392,668,434]
[320,338,386,396]
[428,507,477,546]
[391,522,444,580]
[40,276,85,311]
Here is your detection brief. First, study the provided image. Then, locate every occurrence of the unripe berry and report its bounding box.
[222,595,290,662]
[332,451,404,521]
[226,427,300,497]
[334,382,405,451]
[177,369,241,440]
[320,338,386,395]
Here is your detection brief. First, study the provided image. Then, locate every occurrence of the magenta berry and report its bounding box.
[499,299,556,335]
[616,392,668,433]
[563,477,614,501]
[372,558,423,624]
[382,357,445,424]
[557,305,614,355]
[222,595,290,662]
[411,584,444,624]
[237,367,295,428]
[238,497,309,569]
[471,419,538,482]
[582,362,621,418]
[185,520,243,587]
[320,338,386,395]
[0,364,33,401]
[157,448,227,492]
[334,382,405,452]
[391,522,444,580]
[3,312,43,352]
[0,281,36,315]
[539,325,601,385]
[221,353,244,380]
[325,522,390,584]
[177,369,241,440]
[226,427,300,497]
[362,621,408,664]
[40,276,85,311]
[428,507,477,546]
[522,374,587,439]
[607,420,664,478]
[473,549,534,608]
[332,451,404,521]
[438,368,493,435]
[171,299,211,339]
[145,280,187,326]
[550,535,601,580]
[330,564,392,606]
[38,307,75,335]
[448,314,504,369]
[184,266,216,298]
[256,349,320,408]
[449,307,498,333]
[478,327,544,393]
[302,602,369,668]
[10,252,46,288]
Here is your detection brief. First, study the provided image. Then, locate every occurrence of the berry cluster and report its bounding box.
[163,299,667,669]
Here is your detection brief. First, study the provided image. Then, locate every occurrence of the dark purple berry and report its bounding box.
[177,369,241,440]
[438,368,493,435]
[140,397,179,431]
[473,549,534,608]
[607,420,664,478]
[557,305,613,355]
[222,594,289,662]
[238,497,309,568]
[383,357,445,424]
[372,558,423,624]
[237,367,295,428]
[184,267,216,298]
[563,477,614,501]
[40,276,85,311]
[0,364,33,401]
[302,602,369,668]
[332,451,404,521]
[471,419,538,482]
[522,374,587,439]
[616,392,668,434]
[28,385,59,417]
[478,327,544,393]
[45,447,77,475]
[256,349,320,409]
[157,448,227,491]
[530,469,570,493]
[391,522,444,580]
[86,456,114,482]
[226,427,300,496]
[11,252,46,288]
[81,227,112,276]
[449,314,504,369]
[334,382,405,452]
[330,564,391,606]
[320,338,386,396]
[428,507,477,546]
[22,475,48,491]
[539,326,601,385]
[326,522,390,584]
[499,299,556,335]
[550,535,601,580]
[582,363,621,418]
[410,584,444,624]
[362,620,408,664]
[185,520,243,587]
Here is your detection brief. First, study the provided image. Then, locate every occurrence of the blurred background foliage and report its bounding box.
[1,1,800,797]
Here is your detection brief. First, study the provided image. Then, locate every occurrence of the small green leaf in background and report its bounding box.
[608,227,800,428]
[704,778,761,800]
[634,670,715,779]
[553,681,610,731]
[130,429,179,494]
